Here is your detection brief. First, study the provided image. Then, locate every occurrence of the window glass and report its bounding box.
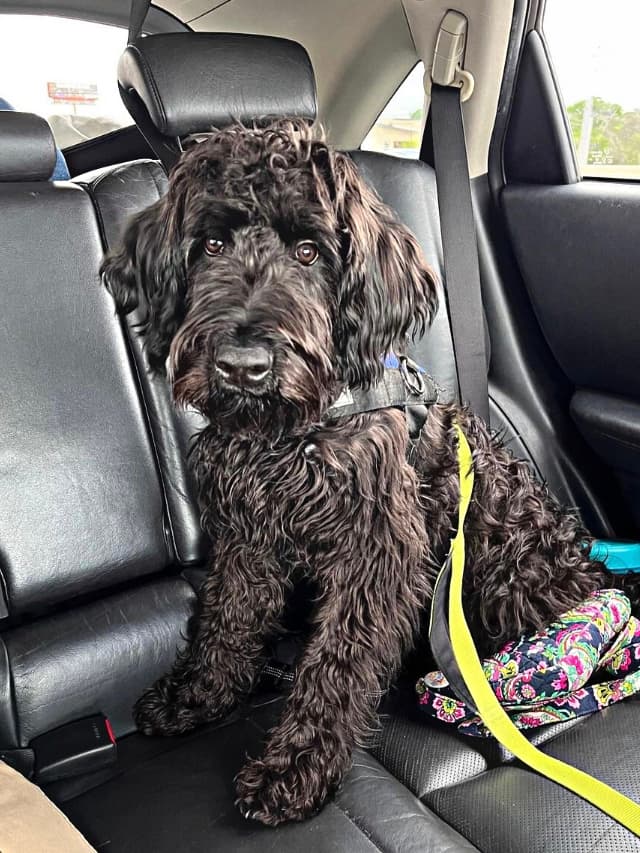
[361,63,425,159]
[0,15,132,149]
[543,1,640,179]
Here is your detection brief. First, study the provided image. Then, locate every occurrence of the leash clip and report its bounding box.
[399,356,426,397]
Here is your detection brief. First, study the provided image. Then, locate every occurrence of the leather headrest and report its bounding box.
[0,112,56,182]
[118,32,317,138]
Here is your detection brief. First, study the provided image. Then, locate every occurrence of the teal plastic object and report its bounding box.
[589,540,640,574]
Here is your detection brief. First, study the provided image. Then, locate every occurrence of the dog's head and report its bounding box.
[102,119,438,434]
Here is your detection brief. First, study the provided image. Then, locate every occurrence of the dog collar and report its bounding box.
[324,354,439,439]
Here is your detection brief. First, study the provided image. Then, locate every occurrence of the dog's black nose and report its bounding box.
[215,345,273,389]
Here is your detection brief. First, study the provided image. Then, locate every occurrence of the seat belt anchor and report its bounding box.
[424,10,475,102]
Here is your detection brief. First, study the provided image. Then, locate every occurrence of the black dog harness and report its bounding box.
[324,354,440,439]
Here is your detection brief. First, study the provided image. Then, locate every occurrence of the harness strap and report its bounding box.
[325,366,438,421]
[433,423,640,835]
[324,358,439,440]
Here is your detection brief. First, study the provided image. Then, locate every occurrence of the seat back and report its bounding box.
[0,113,196,762]
[77,159,208,566]
[0,114,170,616]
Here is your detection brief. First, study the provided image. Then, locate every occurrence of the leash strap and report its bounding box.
[431,423,640,836]
[423,86,490,424]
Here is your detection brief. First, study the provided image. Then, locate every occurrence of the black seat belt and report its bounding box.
[121,0,183,171]
[128,0,150,43]
[419,14,490,425]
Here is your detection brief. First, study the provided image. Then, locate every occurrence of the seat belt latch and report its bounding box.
[425,10,475,102]
[30,714,117,784]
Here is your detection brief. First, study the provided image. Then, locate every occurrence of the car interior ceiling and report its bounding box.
[1,0,640,851]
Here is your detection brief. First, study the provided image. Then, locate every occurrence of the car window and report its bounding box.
[361,63,425,159]
[0,15,132,149]
[543,0,640,180]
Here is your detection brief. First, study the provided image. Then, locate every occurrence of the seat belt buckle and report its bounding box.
[424,10,475,102]
[30,714,117,784]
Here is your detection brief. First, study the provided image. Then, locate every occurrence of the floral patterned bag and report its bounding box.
[417,589,640,736]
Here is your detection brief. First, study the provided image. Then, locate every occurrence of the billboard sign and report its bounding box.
[47,83,98,105]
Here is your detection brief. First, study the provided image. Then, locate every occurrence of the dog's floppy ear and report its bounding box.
[101,183,189,371]
[330,152,438,387]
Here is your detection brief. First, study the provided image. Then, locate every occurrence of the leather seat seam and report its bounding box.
[145,161,167,200]
[585,427,640,455]
[329,800,387,852]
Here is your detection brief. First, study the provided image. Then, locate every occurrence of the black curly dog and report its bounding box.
[102,119,621,825]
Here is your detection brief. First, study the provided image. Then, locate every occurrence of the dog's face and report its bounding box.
[102,120,438,435]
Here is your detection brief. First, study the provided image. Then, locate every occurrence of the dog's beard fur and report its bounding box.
[101,119,438,437]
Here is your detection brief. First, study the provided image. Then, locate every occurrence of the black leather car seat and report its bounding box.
[0,110,197,763]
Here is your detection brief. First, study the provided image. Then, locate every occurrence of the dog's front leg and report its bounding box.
[235,506,428,825]
[134,538,287,736]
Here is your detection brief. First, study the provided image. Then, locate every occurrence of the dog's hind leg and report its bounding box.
[134,537,288,736]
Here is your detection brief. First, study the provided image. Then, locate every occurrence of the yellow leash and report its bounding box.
[443,422,640,836]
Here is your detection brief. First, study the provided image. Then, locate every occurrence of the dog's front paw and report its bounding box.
[235,750,337,826]
[133,676,202,736]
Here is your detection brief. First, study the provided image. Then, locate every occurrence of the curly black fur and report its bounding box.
[102,119,623,826]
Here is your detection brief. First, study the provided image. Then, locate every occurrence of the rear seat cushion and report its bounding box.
[58,700,479,853]
[2,577,196,747]
[428,700,640,852]
[373,692,640,852]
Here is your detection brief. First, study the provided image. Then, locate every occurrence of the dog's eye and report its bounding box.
[204,238,224,257]
[294,241,319,266]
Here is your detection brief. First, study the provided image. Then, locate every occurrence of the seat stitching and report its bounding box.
[145,161,167,200]
[329,800,387,852]
[588,427,640,455]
